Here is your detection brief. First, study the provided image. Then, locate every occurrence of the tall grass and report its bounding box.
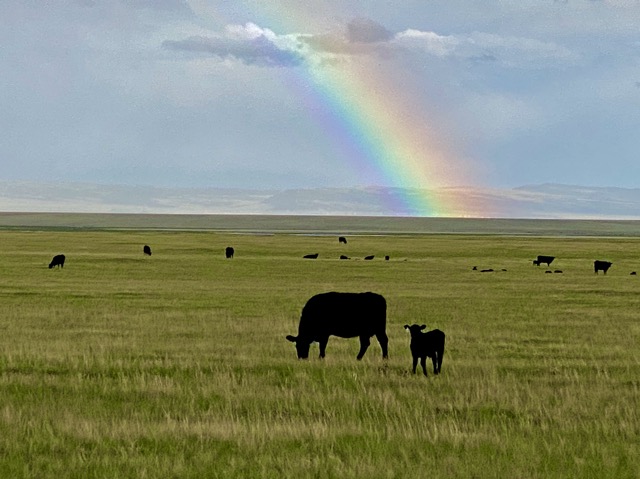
[0,228,638,478]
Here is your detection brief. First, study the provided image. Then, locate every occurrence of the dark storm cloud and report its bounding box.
[162,34,304,67]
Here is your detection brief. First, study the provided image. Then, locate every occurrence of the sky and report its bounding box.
[2,0,640,193]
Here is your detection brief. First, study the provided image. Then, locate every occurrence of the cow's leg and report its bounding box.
[412,356,418,374]
[376,332,389,359]
[318,337,329,359]
[356,336,371,360]
[420,357,428,376]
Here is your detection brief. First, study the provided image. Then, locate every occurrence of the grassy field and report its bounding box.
[0,218,639,478]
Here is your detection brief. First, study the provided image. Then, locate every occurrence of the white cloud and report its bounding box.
[395,29,578,69]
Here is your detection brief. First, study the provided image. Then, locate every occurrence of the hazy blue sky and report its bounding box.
[2,1,640,190]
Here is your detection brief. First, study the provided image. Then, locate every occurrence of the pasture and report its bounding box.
[0,216,639,478]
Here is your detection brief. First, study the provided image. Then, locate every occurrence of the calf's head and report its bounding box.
[285,335,311,359]
[404,324,427,337]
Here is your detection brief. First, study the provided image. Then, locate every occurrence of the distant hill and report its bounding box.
[1,181,640,219]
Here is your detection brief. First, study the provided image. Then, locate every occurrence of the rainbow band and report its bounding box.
[202,4,479,216]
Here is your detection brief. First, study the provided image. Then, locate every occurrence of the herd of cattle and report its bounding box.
[530,255,615,274]
[475,255,618,275]
[45,237,628,376]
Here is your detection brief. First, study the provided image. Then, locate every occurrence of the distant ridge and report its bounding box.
[1,181,640,219]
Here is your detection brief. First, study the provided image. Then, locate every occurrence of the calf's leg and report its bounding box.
[431,354,439,375]
[420,356,428,376]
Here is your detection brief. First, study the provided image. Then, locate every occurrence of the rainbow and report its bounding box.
[200,4,485,216]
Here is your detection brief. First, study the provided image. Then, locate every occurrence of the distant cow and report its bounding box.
[49,254,65,269]
[594,260,612,274]
[143,245,152,256]
[385,255,390,261]
[404,324,445,376]
[340,255,349,260]
[533,255,555,267]
[338,236,347,244]
[364,255,375,260]
[286,292,388,360]
[225,246,234,259]
[303,253,319,259]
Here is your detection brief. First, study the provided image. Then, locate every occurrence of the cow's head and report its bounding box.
[285,335,311,359]
[404,324,427,337]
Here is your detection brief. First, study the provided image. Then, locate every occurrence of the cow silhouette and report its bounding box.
[594,260,612,274]
[533,255,555,267]
[49,254,65,269]
[364,255,375,260]
[286,292,388,360]
[303,253,319,259]
[404,324,445,376]
[225,246,234,259]
[143,245,152,256]
[338,236,347,244]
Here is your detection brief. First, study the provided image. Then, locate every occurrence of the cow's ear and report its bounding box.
[285,335,297,343]
[420,325,427,330]
[403,324,410,330]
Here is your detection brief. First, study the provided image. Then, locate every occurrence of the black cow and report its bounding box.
[286,292,388,360]
[303,253,319,259]
[533,255,555,267]
[385,255,390,261]
[364,255,375,260]
[594,260,612,274]
[225,246,234,259]
[49,254,65,269]
[338,236,347,244]
[143,245,152,256]
[340,255,349,260]
[404,324,445,376]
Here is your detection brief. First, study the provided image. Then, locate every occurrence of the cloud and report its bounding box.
[346,18,393,43]
[302,18,395,56]
[395,29,578,68]
[162,23,304,67]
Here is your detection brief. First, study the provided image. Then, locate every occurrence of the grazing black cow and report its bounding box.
[533,255,555,267]
[303,253,319,259]
[631,272,637,276]
[286,292,388,360]
[225,246,234,259]
[404,324,445,376]
[143,245,152,256]
[338,236,347,244]
[594,260,612,274]
[480,269,494,272]
[364,255,375,260]
[340,255,349,260]
[554,270,563,274]
[385,255,390,261]
[49,254,65,269]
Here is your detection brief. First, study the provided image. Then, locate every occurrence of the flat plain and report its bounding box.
[0,214,638,478]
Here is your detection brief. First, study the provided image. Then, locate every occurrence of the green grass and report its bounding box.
[0,225,639,478]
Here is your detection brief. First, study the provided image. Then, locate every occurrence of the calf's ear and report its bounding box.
[403,324,410,330]
[285,335,297,343]
[420,324,427,330]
